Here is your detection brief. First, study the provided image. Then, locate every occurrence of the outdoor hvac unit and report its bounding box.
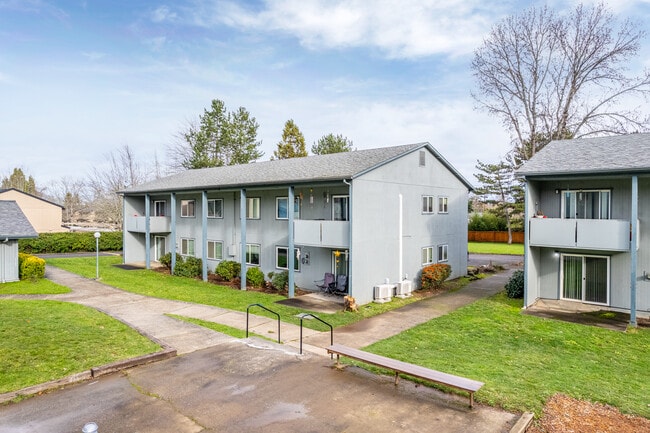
[373,284,393,303]
[395,280,413,298]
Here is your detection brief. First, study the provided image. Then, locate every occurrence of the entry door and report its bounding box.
[331,249,349,278]
[154,236,166,261]
[561,254,609,304]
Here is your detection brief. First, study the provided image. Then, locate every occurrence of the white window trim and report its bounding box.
[180,199,195,218]
[246,243,261,266]
[421,246,434,266]
[560,189,611,220]
[181,238,195,256]
[154,200,166,217]
[437,244,448,263]
[422,196,434,214]
[207,240,223,261]
[438,197,449,214]
[275,246,301,271]
[247,197,261,220]
[332,195,349,221]
[559,253,610,306]
[207,198,224,219]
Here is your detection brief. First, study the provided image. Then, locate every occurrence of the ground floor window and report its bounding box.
[181,238,195,256]
[437,244,448,262]
[246,244,261,266]
[421,246,434,266]
[207,240,223,261]
[560,253,609,304]
[276,246,300,271]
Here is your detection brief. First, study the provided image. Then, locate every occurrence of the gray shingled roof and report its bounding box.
[0,200,38,239]
[517,133,650,177]
[124,142,473,194]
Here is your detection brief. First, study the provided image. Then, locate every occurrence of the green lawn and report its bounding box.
[0,299,161,394]
[364,293,650,418]
[468,241,524,255]
[0,279,70,295]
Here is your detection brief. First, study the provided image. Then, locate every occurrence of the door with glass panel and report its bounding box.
[154,236,166,261]
[561,254,609,304]
[562,190,610,219]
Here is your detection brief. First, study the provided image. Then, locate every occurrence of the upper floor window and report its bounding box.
[333,195,349,221]
[247,197,261,219]
[438,197,448,214]
[562,190,610,220]
[276,197,301,220]
[154,200,166,217]
[208,199,223,218]
[181,200,195,218]
[422,196,434,214]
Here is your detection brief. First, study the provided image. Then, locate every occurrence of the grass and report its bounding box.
[46,256,457,330]
[468,241,524,255]
[167,314,273,341]
[364,293,650,418]
[0,299,161,394]
[0,279,70,295]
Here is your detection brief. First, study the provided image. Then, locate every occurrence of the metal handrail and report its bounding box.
[246,304,281,344]
[299,313,333,357]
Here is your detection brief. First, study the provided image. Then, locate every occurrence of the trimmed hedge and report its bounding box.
[421,263,452,290]
[174,256,203,278]
[216,260,241,281]
[19,232,123,254]
[246,267,265,288]
[18,253,45,280]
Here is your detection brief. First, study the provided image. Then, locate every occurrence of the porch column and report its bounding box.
[145,194,151,270]
[240,188,247,291]
[202,190,208,282]
[170,193,177,275]
[523,180,530,308]
[288,186,295,298]
[630,175,638,327]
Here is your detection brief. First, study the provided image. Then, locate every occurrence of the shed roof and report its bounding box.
[0,200,38,239]
[517,133,650,177]
[123,142,473,194]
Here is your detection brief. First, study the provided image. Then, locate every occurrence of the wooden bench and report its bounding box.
[326,343,483,408]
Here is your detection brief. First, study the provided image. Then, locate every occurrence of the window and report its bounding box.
[276,197,301,219]
[438,197,448,214]
[207,199,223,218]
[154,200,166,217]
[247,197,260,219]
[246,244,261,265]
[419,150,426,167]
[422,196,434,214]
[181,238,195,256]
[332,195,349,221]
[562,190,610,220]
[207,240,223,261]
[421,246,434,266]
[561,254,609,304]
[181,200,195,218]
[437,244,448,262]
[276,246,300,271]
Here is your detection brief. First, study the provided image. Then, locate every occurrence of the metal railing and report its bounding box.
[246,304,281,344]
[299,313,333,357]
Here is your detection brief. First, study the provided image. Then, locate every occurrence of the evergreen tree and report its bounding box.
[311,133,353,155]
[273,119,307,159]
[1,168,38,195]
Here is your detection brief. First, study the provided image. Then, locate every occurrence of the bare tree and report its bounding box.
[472,2,650,163]
[47,177,90,224]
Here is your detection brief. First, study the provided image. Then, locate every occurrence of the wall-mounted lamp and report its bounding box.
[309,188,314,204]
[555,189,559,194]
[553,250,560,258]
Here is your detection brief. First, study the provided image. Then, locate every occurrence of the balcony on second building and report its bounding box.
[528,217,630,252]
[126,216,171,234]
[294,219,350,248]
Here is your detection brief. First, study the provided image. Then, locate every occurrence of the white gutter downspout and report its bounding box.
[399,193,403,281]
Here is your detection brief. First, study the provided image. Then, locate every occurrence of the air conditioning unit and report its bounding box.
[373,284,393,303]
[395,280,413,298]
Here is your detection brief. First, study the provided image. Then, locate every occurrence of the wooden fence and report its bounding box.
[468,231,524,244]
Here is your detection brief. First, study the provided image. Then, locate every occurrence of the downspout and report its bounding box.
[145,193,151,270]
[398,193,403,281]
[240,188,247,291]
[202,190,208,282]
[288,186,295,298]
[343,179,352,297]
[630,175,638,328]
[170,192,177,275]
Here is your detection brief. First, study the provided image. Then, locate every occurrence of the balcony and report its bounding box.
[529,218,630,252]
[126,216,171,234]
[294,220,350,248]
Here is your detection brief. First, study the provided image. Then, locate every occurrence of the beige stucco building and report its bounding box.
[0,188,64,233]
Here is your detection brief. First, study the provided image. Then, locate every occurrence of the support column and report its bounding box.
[170,193,177,274]
[240,189,247,291]
[202,190,208,282]
[630,175,638,327]
[288,186,295,298]
[145,194,151,270]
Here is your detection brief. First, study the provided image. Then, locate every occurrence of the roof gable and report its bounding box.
[0,188,64,209]
[0,200,38,239]
[517,133,650,177]
[124,142,473,194]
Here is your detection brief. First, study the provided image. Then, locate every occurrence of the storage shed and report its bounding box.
[0,200,38,283]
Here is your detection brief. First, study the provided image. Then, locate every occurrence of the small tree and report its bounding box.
[311,133,353,155]
[2,168,38,195]
[273,119,307,159]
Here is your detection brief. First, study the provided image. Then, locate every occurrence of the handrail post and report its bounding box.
[298,313,333,357]
[246,304,281,344]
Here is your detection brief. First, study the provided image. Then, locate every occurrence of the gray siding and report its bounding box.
[0,241,19,283]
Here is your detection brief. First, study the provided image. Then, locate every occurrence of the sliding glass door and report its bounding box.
[561,254,609,304]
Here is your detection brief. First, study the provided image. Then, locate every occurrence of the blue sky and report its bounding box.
[2,0,650,188]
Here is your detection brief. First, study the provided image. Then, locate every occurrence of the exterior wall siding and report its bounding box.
[0,190,63,233]
[0,241,20,283]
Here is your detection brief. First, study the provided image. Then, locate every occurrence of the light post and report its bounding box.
[94,232,101,280]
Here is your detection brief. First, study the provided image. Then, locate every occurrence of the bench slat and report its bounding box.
[326,343,484,406]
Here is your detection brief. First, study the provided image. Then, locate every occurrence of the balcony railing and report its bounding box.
[126,216,171,234]
[294,220,350,248]
[529,218,630,251]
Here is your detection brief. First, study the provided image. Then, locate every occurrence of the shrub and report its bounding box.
[216,260,241,281]
[159,252,182,270]
[421,263,452,290]
[18,232,123,254]
[505,269,524,298]
[269,270,289,291]
[246,267,265,288]
[174,256,202,278]
[18,253,45,280]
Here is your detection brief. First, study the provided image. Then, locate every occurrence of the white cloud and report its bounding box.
[194,0,506,59]
[81,51,106,61]
[151,5,177,23]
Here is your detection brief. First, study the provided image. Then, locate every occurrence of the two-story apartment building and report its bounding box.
[121,143,472,305]
[518,134,650,325]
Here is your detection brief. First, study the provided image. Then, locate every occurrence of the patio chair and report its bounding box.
[331,275,348,295]
[315,272,335,293]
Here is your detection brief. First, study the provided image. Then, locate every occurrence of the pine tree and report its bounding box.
[273,119,307,159]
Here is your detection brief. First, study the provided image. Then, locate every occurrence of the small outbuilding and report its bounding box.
[0,200,38,283]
